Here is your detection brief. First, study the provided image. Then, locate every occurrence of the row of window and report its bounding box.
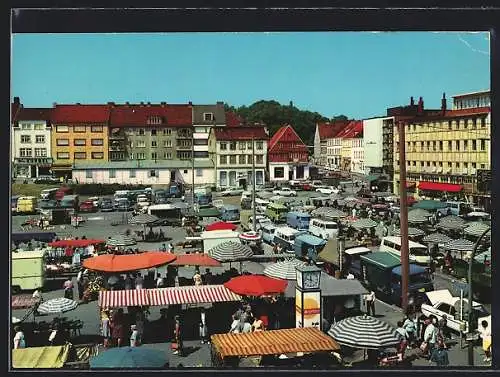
[219,170,264,186]
[454,96,490,110]
[56,152,104,159]
[130,140,173,148]
[55,125,104,133]
[86,168,205,179]
[18,123,46,130]
[404,117,488,132]
[402,161,487,169]
[405,175,476,185]
[220,141,264,151]
[402,139,488,152]
[20,135,46,144]
[219,155,264,165]
[19,148,47,157]
[56,138,104,146]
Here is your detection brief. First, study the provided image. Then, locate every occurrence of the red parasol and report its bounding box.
[205,221,237,231]
[224,275,288,296]
[48,239,106,248]
[82,252,176,273]
[170,253,222,267]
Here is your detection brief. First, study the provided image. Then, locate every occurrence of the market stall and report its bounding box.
[12,344,71,369]
[210,327,340,367]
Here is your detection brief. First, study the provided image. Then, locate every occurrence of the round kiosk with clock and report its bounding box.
[295,263,322,329]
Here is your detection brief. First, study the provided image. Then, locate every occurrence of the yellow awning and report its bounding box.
[12,345,70,369]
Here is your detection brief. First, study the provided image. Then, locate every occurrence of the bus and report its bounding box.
[379,236,430,265]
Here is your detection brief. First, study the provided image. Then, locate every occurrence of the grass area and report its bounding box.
[12,183,60,197]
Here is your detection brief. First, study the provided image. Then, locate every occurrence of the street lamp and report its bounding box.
[467,225,491,366]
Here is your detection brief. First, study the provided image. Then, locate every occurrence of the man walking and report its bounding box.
[365,290,376,316]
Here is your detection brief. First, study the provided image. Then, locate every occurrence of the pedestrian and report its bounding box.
[136,311,145,343]
[199,308,209,344]
[135,273,144,290]
[479,320,491,363]
[438,315,449,342]
[156,273,165,288]
[172,315,183,356]
[403,313,418,347]
[423,315,439,358]
[63,277,74,299]
[167,243,173,253]
[193,268,203,286]
[100,309,111,348]
[13,326,26,349]
[111,308,125,347]
[130,324,140,347]
[365,290,376,316]
[124,274,133,290]
[429,339,449,367]
[160,243,167,252]
[229,314,240,333]
[76,268,84,300]
[396,320,409,357]
[204,268,213,285]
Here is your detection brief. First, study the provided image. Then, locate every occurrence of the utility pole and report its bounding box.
[398,120,410,311]
[252,134,257,232]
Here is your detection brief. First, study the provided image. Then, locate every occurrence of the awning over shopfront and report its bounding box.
[148,285,241,306]
[418,181,462,192]
[12,345,71,369]
[98,285,241,308]
[211,327,340,358]
[98,289,150,308]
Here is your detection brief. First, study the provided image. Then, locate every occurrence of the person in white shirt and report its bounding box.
[135,273,144,290]
[130,325,139,347]
[479,320,491,362]
[423,316,438,357]
[13,326,26,349]
[346,272,355,280]
[156,273,164,288]
[365,290,376,316]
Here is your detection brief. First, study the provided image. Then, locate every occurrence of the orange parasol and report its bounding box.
[170,253,222,267]
[82,252,176,273]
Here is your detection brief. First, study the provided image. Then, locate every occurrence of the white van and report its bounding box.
[379,236,430,265]
[309,218,339,240]
[273,226,305,252]
[255,198,270,214]
[40,188,59,200]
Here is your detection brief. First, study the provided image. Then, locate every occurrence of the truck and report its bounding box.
[265,202,288,223]
[286,211,311,231]
[360,252,434,306]
[12,250,46,293]
[147,204,182,226]
[16,196,38,215]
[294,234,327,262]
[220,204,241,223]
[241,212,272,231]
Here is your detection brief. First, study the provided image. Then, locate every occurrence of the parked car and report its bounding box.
[79,200,98,213]
[136,194,151,208]
[299,182,314,191]
[311,180,324,189]
[420,289,490,334]
[272,187,297,197]
[100,198,115,212]
[315,186,341,195]
[114,198,134,211]
[33,175,60,184]
[88,196,100,207]
[220,187,244,197]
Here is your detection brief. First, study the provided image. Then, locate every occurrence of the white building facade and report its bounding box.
[362,117,388,175]
[350,138,364,174]
[326,137,343,169]
[12,113,53,178]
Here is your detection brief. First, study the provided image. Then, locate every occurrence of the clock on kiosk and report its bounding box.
[295,263,322,329]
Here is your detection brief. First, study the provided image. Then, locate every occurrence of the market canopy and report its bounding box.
[393,227,425,237]
[422,232,453,245]
[83,252,176,273]
[352,218,378,230]
[463,222,491,238]
[205,221,237,231]
[170,253,222,267]
[128,214,160,225]
[208,241,253,262]
[317,238,339,265]
[90,347,168,369]
[285,273,367,298]
[224,275,287,296]
[443,238,475,252]
[263,258,306,280]
[106,235,137,247]
[436,215,467,230]
[48,239,106,248]
[12,345,71,369]
[211,327,340,358]
[98,285,241,308]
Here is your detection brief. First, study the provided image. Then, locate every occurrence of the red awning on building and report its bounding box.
[418,182,462,192]
[98,289,150,308]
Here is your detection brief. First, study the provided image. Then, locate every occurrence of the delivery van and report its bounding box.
[16,196,38,215]
[379,236,430,265]
[309,218,339,240]
[12,250,46,293]
[286,211,311,231]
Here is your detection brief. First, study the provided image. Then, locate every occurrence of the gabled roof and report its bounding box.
[11,101,21,124]
[317,120,350,140]
[269,124,307,151]
[225,111,244,127]
[17,107,52,122]
[335,120,363,139]
[109,104,192,127]
[213,126,268,141]
[52,104,111,124]
[192,104,225,125]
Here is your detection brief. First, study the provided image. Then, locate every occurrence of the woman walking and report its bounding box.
[111,308,125,347]
[172,315,183,356]
[100,308,111,348]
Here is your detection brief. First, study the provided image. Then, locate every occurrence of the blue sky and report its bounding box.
[11,32,490,119]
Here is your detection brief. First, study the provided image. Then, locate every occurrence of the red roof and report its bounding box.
[214,126,268,141]
[17,107,53,122]
[410,107,490,123]
[110,104,192,127]
[269,124,307,151]
[335,120,363,138]
[11,102,21,124]
[268,125,308,163]
[418,181,462,193]
[317,121,350,140]
[52,104,111,124]
[225,111,244,127]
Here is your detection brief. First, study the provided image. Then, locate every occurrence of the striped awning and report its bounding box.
[147,285,241,306]
[12,295,39,309]
[98,289,150,308]
[211,327,340,358]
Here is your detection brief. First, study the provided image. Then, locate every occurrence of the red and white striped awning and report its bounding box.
[98,289,150,308]
[147,285,241,306]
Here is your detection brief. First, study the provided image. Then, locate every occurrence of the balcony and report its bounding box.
[109,145,126,152]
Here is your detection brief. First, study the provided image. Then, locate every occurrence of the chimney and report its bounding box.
[441,92,447,114]
[140,102,144,106]
[410,96,414,106]
[147,102,151,107]
[107,102,115,107]
[160,101,166,107]
[76,103,81,105]
[52,102,57,108]
[13,97,20,104]
[289,101,294,108]
[417,97,424,114]
[188,101,192,106]
[216,101,224,105]
[125,101,130,106]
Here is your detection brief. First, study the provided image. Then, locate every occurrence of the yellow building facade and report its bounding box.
[393,109,491,207]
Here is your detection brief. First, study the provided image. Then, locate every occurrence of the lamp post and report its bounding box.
[467,226,491,366]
